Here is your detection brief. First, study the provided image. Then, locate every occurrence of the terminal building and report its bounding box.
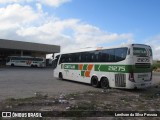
[0,39,60,66]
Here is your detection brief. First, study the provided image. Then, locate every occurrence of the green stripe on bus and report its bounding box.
[81,71,85,77]
[95,64,131,73]
[83,64,88,70]
[62,64,152,73]
[95,65,108,72]
[95,64,151,73]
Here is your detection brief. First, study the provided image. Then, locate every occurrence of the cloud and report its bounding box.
[36,3,42,12]
[16,18,133,52]
[0,3,133,58]
[0,3,40,39]
[146,35,160,60]
[38,0,71,7]
[0,4,39,25]
[0,0,71,7]
[0,0,32,4]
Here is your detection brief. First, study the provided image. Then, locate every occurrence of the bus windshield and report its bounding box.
[133,47,152,57]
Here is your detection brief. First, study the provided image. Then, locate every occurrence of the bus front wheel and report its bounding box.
[59,73,63,80]
[11,64,14,67]
[91,76,100,88]
[100,77,110,89]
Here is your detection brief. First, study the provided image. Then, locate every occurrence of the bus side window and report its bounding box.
[115,48,128,62]
[86,52,91,62]
[71,54,75,62]
[106,49,115,62]
[81,52,86,62]
[73,53,78,62]
[94,52,99,62]
[78,53,81,62]
[68,54,72,62]
[64,54,68,63]
[58,55,64,64]
[90,53,94,62]
[101,52,108,62]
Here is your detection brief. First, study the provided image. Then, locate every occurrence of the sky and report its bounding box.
[0,0,160,59]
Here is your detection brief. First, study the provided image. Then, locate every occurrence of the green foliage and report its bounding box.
[152,63,160,70]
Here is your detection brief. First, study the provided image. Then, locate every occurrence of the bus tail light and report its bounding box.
[129,72,135,82]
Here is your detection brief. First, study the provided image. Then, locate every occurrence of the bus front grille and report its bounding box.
[135,63,151,68]
[115,74,126,87]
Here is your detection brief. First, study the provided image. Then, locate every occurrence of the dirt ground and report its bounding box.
[0,83,160,120]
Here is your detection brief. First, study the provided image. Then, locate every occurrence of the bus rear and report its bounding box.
[128,44,153,89]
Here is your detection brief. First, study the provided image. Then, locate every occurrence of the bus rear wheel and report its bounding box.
[91,76,100,88]
[59,73,63,80]
[100,77,110,89]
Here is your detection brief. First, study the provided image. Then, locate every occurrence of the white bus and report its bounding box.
[6,56,46,67]
[53,44,153,89]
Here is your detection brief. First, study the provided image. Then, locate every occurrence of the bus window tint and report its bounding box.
[101,49,114,62]
[101,51,108,62]
[115,48,128,62]
[81,52,86,62]
[58,47,128,63]
[95,52,99,62]
[68,54,72,62]
[72,53,77,62]
[59,54,66,64]
[86,52,91,62]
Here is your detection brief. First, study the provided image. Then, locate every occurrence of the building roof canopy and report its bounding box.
[0,39,60,54]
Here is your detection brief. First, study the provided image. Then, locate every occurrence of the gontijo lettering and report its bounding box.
[64,64,76,69]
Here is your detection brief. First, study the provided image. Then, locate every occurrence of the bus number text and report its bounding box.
[137,58,150,63]
[108,66,125,72]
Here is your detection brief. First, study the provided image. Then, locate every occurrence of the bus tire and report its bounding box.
[100,77,110,89]
[91,76,100,88]
[59,72,63,80]
[31,65,34,67]
[11,64,14,67]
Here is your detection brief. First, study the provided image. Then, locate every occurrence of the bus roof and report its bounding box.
[54,43,151,56]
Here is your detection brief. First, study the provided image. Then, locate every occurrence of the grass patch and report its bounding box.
[66,92,80,98]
